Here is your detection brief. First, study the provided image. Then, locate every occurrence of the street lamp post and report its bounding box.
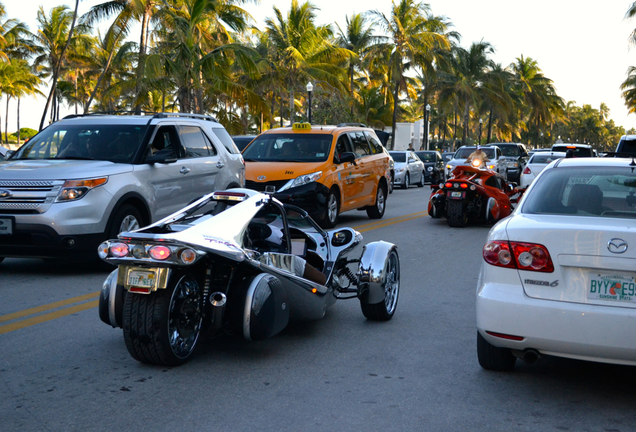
[306,82,313,124]
[425,104,431,150]
[478,118,483,145]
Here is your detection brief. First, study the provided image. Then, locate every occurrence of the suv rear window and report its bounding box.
[522,166,636,218]
[13,124,147,163]
[551,145,593,157]
[242,133,333,162]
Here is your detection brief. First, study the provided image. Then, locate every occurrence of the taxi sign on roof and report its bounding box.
[292,122,311,132]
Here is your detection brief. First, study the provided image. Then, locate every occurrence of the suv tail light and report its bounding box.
[483,240,554,272]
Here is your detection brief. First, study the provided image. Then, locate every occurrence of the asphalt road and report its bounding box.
[1,186,636,432]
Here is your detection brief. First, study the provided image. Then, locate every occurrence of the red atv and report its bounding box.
[428,164,523,227]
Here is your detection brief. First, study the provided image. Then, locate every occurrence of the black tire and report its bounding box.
[429,201,442,218]
[107,204,143,239]
[366,183,387,219]
[389,173,394,194]
[0,257,4,265]
[123,272,203,366]
[447,199,468,227]
[477,331,516,371]
[319,189,339,228]
[417,171,425,187]
[360,250,399,321]
[401,173,410,189]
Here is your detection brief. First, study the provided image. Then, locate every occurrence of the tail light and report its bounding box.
[483,240,554,272]
[149,245,171,260]
[523,166,531,175]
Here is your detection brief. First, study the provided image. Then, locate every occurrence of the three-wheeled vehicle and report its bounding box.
[98,189,400,366]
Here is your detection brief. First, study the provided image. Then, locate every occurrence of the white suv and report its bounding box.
[0,113,245,263]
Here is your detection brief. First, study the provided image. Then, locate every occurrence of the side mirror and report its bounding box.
[146,149,177,164]
[335,151,356,164]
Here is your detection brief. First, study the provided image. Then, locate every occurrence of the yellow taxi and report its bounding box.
[242,123,392,227]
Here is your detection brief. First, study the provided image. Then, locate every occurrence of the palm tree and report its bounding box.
[0,59,42,143]
[369,0,450,149]
[265,0,351,124]
[336,13,376,113]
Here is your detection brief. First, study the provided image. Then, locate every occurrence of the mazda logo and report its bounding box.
[0,189,11,200]
[608,238,628,254]
[256,175,266,181]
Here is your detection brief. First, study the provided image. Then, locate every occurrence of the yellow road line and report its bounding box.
[0,300,99,335]
[0,210,429,334]
[0,291,100,323]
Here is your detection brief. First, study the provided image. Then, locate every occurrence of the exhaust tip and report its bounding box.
[522,349,540,365]
[210,292,227,307]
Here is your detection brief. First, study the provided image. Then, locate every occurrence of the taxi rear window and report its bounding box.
[242,134,333,162]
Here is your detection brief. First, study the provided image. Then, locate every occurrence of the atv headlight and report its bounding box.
[56,177,108,202]
[290,171,322,188]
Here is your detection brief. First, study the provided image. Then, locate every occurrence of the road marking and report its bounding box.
[0,210,429,334]
[0,300,99,335]
[0,292,100,323]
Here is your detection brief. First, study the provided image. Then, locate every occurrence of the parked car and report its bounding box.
[242,123,391,228]
[232,135,257,152]
[441,151,455,166]
[614,135,636,155]
[0,113,245,264]
[415,150,445,184]
[389,150,425,189]
[519,151,566,188]
[551,143,595,158]
[476,157,636,371]
[484,142,529,184]
[445,146,506,179]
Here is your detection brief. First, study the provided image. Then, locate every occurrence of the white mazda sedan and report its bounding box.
[476,157,636,371]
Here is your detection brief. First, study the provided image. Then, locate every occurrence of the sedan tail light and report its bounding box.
[483,240,554,272]
[523,166,531,175]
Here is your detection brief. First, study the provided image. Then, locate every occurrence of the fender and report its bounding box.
[357,241,399,305]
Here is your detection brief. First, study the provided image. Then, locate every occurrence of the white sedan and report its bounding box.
[519,151,565,188]
[476,157,636,371]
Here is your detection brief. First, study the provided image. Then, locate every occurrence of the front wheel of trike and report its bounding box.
[360,249,400,321]
[123,272,203,366]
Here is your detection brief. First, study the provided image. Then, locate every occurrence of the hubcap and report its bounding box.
[328,194,338,223]
[377,188,385,213]
[119,215,140,233]
[384,252,399,314]
[168,276,202,358]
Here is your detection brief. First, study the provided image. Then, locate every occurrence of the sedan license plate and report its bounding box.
[588,272,636,303]
[0,218,12,235]
[448,191,464,199]
[127,270,157,289]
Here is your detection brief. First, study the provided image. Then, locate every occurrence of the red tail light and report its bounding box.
[444,182,453,188]
[523,166,531,175]
[483,240,554,272]
[460,183,468,189]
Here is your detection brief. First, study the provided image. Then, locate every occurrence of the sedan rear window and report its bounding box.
[522,166,636,218]
[551,145,593,157]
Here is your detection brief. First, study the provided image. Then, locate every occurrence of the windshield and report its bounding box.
[492,145,520,157]
[12,123,147,163]
[522,166,636,219]
[415,151,435,162]
[454,148,495,159]
[389,152,406,163]
[530,153,565,164]
[242,133,333,162]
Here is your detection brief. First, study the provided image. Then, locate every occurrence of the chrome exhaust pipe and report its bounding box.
[209,292,227,329]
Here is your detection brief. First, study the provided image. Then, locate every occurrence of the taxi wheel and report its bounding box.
[366,183,387,219]
[319,190,339,228]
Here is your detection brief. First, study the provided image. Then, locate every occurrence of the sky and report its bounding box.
[6,0,636,134]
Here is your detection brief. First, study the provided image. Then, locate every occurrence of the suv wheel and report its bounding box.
[108,204,143,239]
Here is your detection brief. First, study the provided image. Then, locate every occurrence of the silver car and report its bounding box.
[0,113,245,263]
[389,150,425,188]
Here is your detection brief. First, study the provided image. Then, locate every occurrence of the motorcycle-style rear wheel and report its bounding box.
[360,249,400,321]
[447,200,468,227]
[123,272,203,366]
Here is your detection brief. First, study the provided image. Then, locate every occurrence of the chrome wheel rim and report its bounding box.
[405,174,409,188]
[119,215,140,233]
[376,187,385,214]
[168,275,202,359]
[327,193,338,223]
[384,251,399,314]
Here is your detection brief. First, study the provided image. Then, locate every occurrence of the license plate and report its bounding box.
[127,270,156,289]
[449,191,464,199]
[0,218,12,235]
[588,272,636,303]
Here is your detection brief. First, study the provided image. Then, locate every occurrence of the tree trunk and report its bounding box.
[279,95,283,127]
[349,62,354,115]
[390,81,400,150]
[462,102,470,146]
[39,0,80,130]
[289,89,294,125]
[5,97,9,144]
[452,103,457,151]
[85,28,124,113]
[133,5,152,114]
[487,109,493,144]
[16,97,20,145]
